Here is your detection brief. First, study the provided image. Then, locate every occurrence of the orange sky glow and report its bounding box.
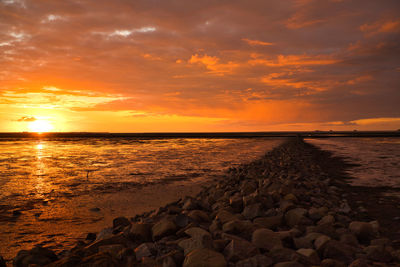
[1,0,399,132]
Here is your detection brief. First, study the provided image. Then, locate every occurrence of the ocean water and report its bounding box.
[306,138,400,188]
[0,137,283,259]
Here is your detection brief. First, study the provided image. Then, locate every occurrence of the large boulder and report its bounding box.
[183,248,226,267]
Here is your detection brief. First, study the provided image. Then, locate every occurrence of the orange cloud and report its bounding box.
[189,54,240,75]
[249,54,339,67]
[242,38,274,46]
[360,19,400,36]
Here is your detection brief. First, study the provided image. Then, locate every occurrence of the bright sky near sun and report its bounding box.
[0,0,399,132]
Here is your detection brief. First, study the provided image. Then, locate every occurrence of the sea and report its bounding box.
[0,137,283,259]
[0,136,399,260]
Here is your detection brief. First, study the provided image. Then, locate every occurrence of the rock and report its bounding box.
[229,195,243,212]
[317,215,335,225]
[348,258,370,267]
[320,258,346,267]
[268,247,302,263]
[213,239,229,252]
[370,238,391,246]
[187,210,210,222]
[152,218,178,240]
[273,262,304,267]
[235,254,273,267]
[134,242,156,261]
[293,233,322,249]
[98,244,125,257]
[285,208,308,227]
[86,232,97,241]
[223,238,259,262]
[314,235,331,253]
[252,228,283,251]
[216,210,241,224]
[45,255,82,267]
[183,198,199,210]
[349,221,375,243]
[222,220,253,235]
[13,246,58,267]
[129,223,152,242]
[308,207,328,221]
[296,248,320,265]
[364,245,392,262]
[209,219,221,233]
[116,248,136,265]
[242,203,264,220]
[322,240,356,264]
[160,255,177,267]
[185,227,211,239]
[80,252,120,266]
[85,233,129,254]
[96,227,114,241]
[175,214,190,228]
[280,200,295,213]
[178,236,213,256]
[339,233,359,247]
[253,215,283,230]
[183,248,227,267]
[113,216,131,229]
[0,256,5,267]
[241,181,257,195]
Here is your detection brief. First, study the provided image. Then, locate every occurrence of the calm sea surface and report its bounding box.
[306,138,400,188]
[0,137,283,259]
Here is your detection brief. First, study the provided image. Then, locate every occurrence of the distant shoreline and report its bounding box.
[0,131,399,139]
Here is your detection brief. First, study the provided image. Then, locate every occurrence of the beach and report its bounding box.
[3,137,399,266]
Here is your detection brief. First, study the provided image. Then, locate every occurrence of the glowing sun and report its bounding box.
[28,120,53,133]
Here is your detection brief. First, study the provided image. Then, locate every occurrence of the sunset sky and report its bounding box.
[1,0,399,132]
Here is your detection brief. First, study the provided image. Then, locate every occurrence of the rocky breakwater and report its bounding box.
[6,138,400,266]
